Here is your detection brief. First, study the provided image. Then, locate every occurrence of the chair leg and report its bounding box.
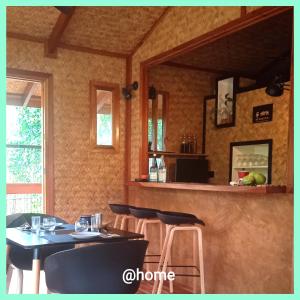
[157,227,175,294]
[152,225,173,294]
[16,268,23,294]
[6,264,13,293]
[113,215,120,228]
[197,227,205,294]
[143,221,150,271]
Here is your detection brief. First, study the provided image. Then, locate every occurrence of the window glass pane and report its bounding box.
[157,94,164,151]
[148,99,153,150]
[6,105,42,183]
[96,90,113,145]
[6,147,42,183]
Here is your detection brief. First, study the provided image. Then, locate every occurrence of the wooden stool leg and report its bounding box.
[152,225,172,294]
[193,230,198,293]
[143,221,150,271]
[16,269,23,294]
[136,219,143,234]
[159,222,163,253]
[157,227,175,294]
[6,264,13,293]
[168,250,174,293]
[113,215,120,228]
[197,227,205,294]
[120,216,127,230]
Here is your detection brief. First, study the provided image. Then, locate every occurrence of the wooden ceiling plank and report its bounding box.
[162,61,256,79]
[58,42,128,59]
[131,7,171,56]
[45,7,76,57]
[22,82,35,107]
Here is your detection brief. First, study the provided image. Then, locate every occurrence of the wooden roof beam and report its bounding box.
[22,82,35,107]
[45,7,76,57]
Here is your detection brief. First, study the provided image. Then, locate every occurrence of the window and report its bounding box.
[90,81,120,151]
[148,91,168,152]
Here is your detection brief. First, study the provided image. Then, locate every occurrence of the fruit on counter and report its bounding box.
[252,172,266,185]
[241,174,256,186]
[241,172,266,186]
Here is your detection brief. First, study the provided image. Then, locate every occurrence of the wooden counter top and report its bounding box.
[127,181,287,193]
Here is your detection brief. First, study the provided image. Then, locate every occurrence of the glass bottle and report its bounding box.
[193,134,198,154]
[158,155,167,183]
[181,135,186,153]
[149,154,158,182]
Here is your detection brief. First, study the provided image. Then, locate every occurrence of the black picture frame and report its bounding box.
[229,139,273,184]
[215,76,237,128]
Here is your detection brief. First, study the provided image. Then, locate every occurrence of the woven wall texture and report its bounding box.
[130,6,241,179]
[7,38,126,223]
[7,6,59,39]
[206,88,290,185]
[148,65,213,152]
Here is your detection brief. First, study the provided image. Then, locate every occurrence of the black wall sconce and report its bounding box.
[265,75,290,97]
[148,85,157,100]
[122,81,139,100]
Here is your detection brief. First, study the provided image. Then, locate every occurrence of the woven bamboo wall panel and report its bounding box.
[130,7,240,178]
[149,65,213,152]
[7,38,126,223]
[206,88,290,185]
[61,7,166,54]
[7,6,59,39]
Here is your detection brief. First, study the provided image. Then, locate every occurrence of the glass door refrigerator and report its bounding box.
[229,139,272,184]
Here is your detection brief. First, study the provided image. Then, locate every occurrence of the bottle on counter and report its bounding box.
[158,155,167,183]
[187,135,193,153]
[193,134,198,154]
[149,154,158,182]
[180,135,186,153]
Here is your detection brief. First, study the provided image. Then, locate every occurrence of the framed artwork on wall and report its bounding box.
[215,76,237,128]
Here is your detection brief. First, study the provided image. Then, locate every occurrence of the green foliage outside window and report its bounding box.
[6,106,42,183]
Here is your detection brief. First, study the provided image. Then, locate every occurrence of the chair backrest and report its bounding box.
[44,240,148,294]
[6,213,67,228]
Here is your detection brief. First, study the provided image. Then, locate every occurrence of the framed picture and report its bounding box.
[215,76,237,128]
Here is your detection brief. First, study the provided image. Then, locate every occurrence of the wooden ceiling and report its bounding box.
[7,6,168,57]
[167,9,293,80]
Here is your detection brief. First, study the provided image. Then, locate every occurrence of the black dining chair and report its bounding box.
[44,240,149,294]
[6,213,74,294]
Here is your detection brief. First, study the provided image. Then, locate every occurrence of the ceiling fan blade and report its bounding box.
[54,6,74,15]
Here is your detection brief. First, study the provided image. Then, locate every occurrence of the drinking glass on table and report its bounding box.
[75,219,89,232]
[43,217,56,232]
[31,216,41,233]
[91,213,102,232]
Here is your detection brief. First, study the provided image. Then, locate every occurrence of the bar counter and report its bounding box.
[128,181,287,193]
[127,181,293,293]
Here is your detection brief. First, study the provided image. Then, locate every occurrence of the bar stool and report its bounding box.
[129,207,163,271]
[152,211,205,294]
[109,204,136,230]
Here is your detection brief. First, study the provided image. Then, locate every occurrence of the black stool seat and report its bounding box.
[129,207,160,219]
[156,211,205,226]
[109,204,135,215]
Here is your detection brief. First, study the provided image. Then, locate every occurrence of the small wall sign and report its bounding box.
[253,104,273,123]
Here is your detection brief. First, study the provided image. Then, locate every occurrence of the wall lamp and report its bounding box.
[122,81,139,100]
[265,75,290,97]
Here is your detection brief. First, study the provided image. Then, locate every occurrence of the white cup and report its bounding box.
[31,216,41,233]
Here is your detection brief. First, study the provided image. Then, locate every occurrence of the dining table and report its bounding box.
[6,224,143,294]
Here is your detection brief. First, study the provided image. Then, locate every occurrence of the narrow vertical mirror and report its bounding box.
[97,89,113,145]
[90,81,119,151]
